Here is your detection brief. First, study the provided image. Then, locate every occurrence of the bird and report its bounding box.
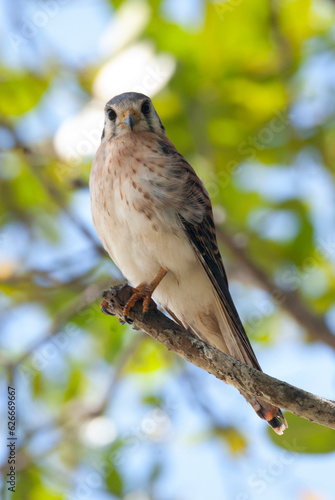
[90,91,287,435]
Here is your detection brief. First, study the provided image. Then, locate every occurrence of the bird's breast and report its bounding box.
[90,141,196,285]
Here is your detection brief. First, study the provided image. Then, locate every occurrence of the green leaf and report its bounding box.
[29,485,64,500]
[213,426,247,455]
[269,414,335,453]
[149,462,163,483]
[64,367,84,402]
[0,68,48,116]
[32,370,42,398]
[15,467,65,500]
[126,337,173,373]
[142,395,163,407]
[105,468,123,498]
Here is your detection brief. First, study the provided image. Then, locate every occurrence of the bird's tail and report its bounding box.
[192,300,288,435]
[239,389,287,435]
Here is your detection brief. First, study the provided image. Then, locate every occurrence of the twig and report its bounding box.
[101,284,335,431]
[93,334,145,415]
[10,280,111,367]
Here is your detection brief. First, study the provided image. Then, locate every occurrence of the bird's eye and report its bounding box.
[107,108,117,121]
[141,100,150,115]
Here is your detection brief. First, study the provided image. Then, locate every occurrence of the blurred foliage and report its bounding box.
[1,0,335,499]
[269,414,335,454]
[0,69,49,116]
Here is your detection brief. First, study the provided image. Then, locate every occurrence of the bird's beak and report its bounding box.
[122,111,139,131]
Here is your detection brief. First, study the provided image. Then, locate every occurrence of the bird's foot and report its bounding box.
[100,299,114,316]
[123,282,156,321]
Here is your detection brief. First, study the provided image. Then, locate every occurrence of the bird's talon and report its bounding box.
[122,283,154,318]
[124,315,133,325]
[101,306,114,316]
[143,294,154,313]
[100,300,114,316]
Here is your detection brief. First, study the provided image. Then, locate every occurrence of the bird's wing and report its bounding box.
[155,137,262,371]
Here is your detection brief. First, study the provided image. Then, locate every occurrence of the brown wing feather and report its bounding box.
[181,208,262,371]
[155,137,261,371]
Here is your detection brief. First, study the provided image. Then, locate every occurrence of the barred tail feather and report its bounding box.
[241,390,288,435]
[189,296,288,435]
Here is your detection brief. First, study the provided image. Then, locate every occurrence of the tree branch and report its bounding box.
[101,284,335,431]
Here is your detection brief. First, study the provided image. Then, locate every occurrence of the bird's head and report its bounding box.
[101,92,165,140]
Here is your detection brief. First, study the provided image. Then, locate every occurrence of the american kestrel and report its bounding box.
[90,92,287,434]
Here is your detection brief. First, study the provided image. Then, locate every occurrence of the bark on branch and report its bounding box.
[101,284,335,431]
